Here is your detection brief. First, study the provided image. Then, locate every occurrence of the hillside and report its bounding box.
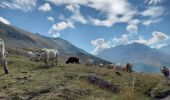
[0,55,170,100]
[0,22,110,64]
[97,42,170,73]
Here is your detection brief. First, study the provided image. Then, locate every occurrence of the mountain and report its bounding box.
[0,22,110,64]
[159,45,170,55]
[97,42,170,72]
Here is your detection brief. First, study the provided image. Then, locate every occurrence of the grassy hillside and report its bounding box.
[0,55,170,100]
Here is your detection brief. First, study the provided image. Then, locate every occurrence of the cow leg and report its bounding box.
[51,60,55,66]
[45,61,48,67]
[55,58,58,66]
[3,59,8,74]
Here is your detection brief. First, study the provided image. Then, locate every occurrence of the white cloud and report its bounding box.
[91,31,169,54]
[91,33,133,54]
[142,18,162,26]
[133,31,169,46]
[91,38,112,54]
[48,0,136,27]
[38,3,51,12]
[0,17,10,25]
[126,24,138,34]
[88,0,136,27]
[65,3,79,12]
[66,4,87,24]
[47,16,54,22]
[129,19,141,25]
[155,43,167,49]
[145,0,163,5]
[47,0,165,27]
[112,34,131,46]
[0,0,37,12]
[49,21,75,37]
[141,6,164,18]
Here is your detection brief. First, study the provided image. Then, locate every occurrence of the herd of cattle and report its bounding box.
[0,38,132,74]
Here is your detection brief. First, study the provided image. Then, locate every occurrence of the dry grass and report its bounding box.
[0,55,169,100]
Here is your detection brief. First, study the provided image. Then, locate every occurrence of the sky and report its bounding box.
[0,0,170,55]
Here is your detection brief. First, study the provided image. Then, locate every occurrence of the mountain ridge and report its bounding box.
[0,22,110,64]
[97,42,170,72]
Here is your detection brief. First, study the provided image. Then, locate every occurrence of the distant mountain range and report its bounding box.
[159,45,170,55]
[0,22,110,64]
[97,42,170,73]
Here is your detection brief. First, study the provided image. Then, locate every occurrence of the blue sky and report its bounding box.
[0,0,170,54]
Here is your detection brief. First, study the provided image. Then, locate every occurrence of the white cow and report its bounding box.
[99,63,104,67]
[38,48,59,67]
[0,39,8,74]
[106,64,115,69]
[85,59,94,66]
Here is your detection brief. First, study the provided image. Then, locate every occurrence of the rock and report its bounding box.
[81,75,120,93]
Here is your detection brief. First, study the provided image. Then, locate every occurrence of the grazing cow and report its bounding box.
[38,48,59,67]
[114,64,121,70]
[66,57,80,64]
[99,63,104,67]
[0,39,8,74]
[106,64,115,69]
[85,59,94,66]
[126,63,132,73]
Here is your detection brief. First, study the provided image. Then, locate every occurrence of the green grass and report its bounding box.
[0,55,170,100]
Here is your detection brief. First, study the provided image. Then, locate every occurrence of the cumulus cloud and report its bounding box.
[126,24,138,34]
[49,21,75,37]
[91,38,112,54]
[134,31,169,46]
[91,31,169,54]
[91,34,133,54]
[48,0,136,27]
[38,3,51,12]
[47,0,166,28]
[0,17,10,25]
[47,16,54,22]
[88,0,136,27]
[0,0,37,12]
[112,34,131,46]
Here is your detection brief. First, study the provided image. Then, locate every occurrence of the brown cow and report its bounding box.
[126,63,132,73]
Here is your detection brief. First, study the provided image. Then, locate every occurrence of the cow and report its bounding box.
[106,64,115,69]
[99,63,104,67]
[66,57,80,64]
[85,59,94,66]
[0,39,8,74]
[125,63,132,73]
[37,48,59,67]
